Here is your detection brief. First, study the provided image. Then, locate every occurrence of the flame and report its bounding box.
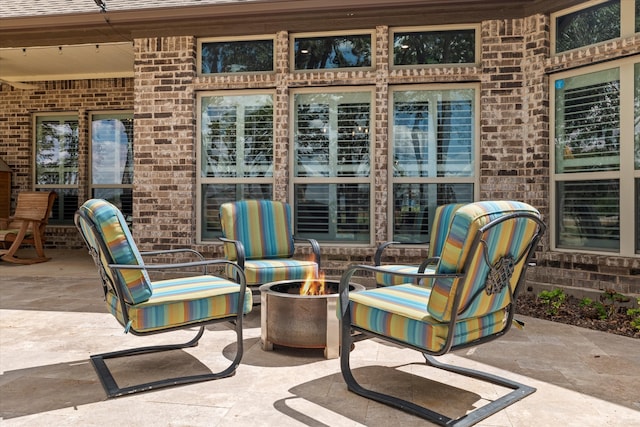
[300,270,326,295]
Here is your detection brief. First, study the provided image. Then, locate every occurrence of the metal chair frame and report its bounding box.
[75,207,249,398]
[339,210,546,426]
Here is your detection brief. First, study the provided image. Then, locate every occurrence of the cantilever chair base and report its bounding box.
[341,329,535,427]
[91,325,242,398]
[339,201,546,427]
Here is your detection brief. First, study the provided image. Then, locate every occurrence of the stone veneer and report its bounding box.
[1,15,638,296]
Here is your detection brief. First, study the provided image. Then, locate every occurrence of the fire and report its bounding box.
[300,271,326,295]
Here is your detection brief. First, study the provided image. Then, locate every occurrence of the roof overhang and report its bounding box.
[0,0,586,87]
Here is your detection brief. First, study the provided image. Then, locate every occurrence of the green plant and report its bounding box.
[598,289,631,318]
[627,298,640,331]
[538,289,566,316]
[579,297,608,320]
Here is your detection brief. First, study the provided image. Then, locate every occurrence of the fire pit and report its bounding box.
[259,279,365,359]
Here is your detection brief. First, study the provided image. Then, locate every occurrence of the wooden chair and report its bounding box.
[339,201,546,426]
[75,199,252,397]
[0,191,57,264]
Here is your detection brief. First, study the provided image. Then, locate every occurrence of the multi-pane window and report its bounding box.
[392,26,477,66]
[292,32,373,70]
[90,112,134,219]
[552,0,638,54]
[292,90,372,242]
[198,92,274,239]
[34,114,79,224]
[635,62,640,252]
[552,57,638,254]
[199,38,274,74]
[390,87,476,242]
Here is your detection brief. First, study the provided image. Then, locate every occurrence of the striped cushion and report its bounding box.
[374,203,464,287]
[79,199,152,304]
[106,275,253,333]
[225,258,318,286]
[428,203,466,258]
[348,284,507,352]
[220,200,294,260]
[374,264,435,287]
[427,201,541,322]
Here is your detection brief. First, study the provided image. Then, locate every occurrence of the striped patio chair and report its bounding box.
[374,203,465,287]
[219,199,321,291]
[75,199,252,398]
[339,200,546,426]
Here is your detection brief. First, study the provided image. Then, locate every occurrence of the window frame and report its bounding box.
[549,56,639,256]
[389,24,481,69]
[550,0,636,55]
[197,35,276,76]
[196,89,276,243]
[289,29,376,72]
[387,83,480,243]
[32,112,80,225]
[289,86,376,245]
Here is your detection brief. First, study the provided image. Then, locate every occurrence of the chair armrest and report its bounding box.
[140,248,206,261]
[374,240,428,266]
[218,236,246,268]
[339,263,463,296]
[418,257,440,273]
[110,258,247,285]
[293,236,321,270]
[0,217,9,228]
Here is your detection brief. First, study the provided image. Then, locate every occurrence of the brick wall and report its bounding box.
[0,78,134,249]
[1,17,638,295]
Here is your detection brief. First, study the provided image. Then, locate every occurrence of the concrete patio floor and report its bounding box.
[1,249,639,426]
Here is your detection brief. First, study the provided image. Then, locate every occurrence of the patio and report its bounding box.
[1,249,639,426]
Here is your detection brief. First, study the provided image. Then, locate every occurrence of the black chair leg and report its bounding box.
[340,328,535,427]
[91,324,244,398]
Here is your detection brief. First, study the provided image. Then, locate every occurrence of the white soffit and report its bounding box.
[0,42,134,82]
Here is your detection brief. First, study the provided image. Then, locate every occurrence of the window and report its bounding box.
[198,92,274,239]
[390,87,477,242]
[90,112,134,219]
[199,37,274,74]
[292,89,373,242]
[635,62,640,252]
[392,26,478,66]
[552,0,638,53]
[34,114,79,224]
[292,31,373,70]
[552,57,638,254]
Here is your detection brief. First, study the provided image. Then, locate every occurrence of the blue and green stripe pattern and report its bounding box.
[348,284,506,352]
[349,201,540,353]
[220,200,318,285]
[78,198,251,334]
[78,199,152,304]
[105,275,252,333]
[427,200,540,322]
[375,203,464,287]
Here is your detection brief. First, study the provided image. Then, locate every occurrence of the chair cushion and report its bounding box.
[428,200,541,322]
[428,203,465,258]
[220,200,295,260]
[348,284,507,353]
[79,199,152,304]
[374,203,463,287]
[226,258,318,286]
[106,274,253,333]
[374,264,435,287]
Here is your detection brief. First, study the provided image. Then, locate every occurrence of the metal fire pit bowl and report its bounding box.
[259,279,365,359]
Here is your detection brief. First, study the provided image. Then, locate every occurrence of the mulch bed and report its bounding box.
[515,293,640,339]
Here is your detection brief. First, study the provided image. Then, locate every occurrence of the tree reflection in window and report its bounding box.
[393,29,475,65]
[201,39,273,74]
[555,0,620,53]
[294,34,371,70]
